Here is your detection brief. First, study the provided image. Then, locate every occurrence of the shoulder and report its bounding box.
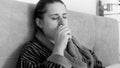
[18,40,51,63]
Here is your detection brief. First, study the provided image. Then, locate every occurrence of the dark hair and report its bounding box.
[33,0,65,33]
[34,0,65,20]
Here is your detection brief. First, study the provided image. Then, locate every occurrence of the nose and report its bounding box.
[58,17,65,26]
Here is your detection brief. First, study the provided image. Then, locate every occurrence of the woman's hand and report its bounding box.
[52,25,71,56]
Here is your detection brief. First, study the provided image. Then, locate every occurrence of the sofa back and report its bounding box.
[68,11,119,66]
[0,0,35,68]
[0,0,119,68]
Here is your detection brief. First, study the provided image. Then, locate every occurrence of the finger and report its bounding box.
[65,30,71,36]
[57,24,64,30]
[62,30,71,38]
[58,25,70,33]
[60,28,71,35]
[58,25,68,32]
[65,34,72,41]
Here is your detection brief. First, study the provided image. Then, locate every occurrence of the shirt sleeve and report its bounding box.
[47,54,72,68]
[89,50,105,68]
[16,42,71,68]
[17,54,71,68]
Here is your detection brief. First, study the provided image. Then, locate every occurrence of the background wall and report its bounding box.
[63,0,97,15]
[17,0,97,15]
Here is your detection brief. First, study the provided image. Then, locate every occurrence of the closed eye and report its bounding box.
[51,16,59,20]
[50,14,59,20]
[63,15,67,19]
[63,13,68,19]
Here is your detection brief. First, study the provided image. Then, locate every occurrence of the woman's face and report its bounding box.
[40,2,68,40]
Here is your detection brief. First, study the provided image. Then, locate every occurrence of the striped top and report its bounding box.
[16,37,105,68]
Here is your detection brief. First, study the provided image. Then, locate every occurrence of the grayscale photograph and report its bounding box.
[0,0,120,68]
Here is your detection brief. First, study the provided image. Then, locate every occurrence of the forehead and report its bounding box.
[45,2,67,14]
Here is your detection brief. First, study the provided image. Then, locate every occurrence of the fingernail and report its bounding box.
[60,24,63,27]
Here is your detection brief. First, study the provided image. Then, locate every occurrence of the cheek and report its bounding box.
[44,20,58,30]
[43,20,58,39]
[43,20,58,35]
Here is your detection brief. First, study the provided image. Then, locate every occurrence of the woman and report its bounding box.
[16,0,105,68]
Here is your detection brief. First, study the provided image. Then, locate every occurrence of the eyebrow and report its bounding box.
[50,13,68,16]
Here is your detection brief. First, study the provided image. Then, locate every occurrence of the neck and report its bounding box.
[35,31,54,51]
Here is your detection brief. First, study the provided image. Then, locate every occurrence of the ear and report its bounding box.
[35,18,44,29]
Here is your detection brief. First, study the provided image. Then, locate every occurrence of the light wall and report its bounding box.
[63,0,97,15]
[101,0,119,4]
[17,0,97,15]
